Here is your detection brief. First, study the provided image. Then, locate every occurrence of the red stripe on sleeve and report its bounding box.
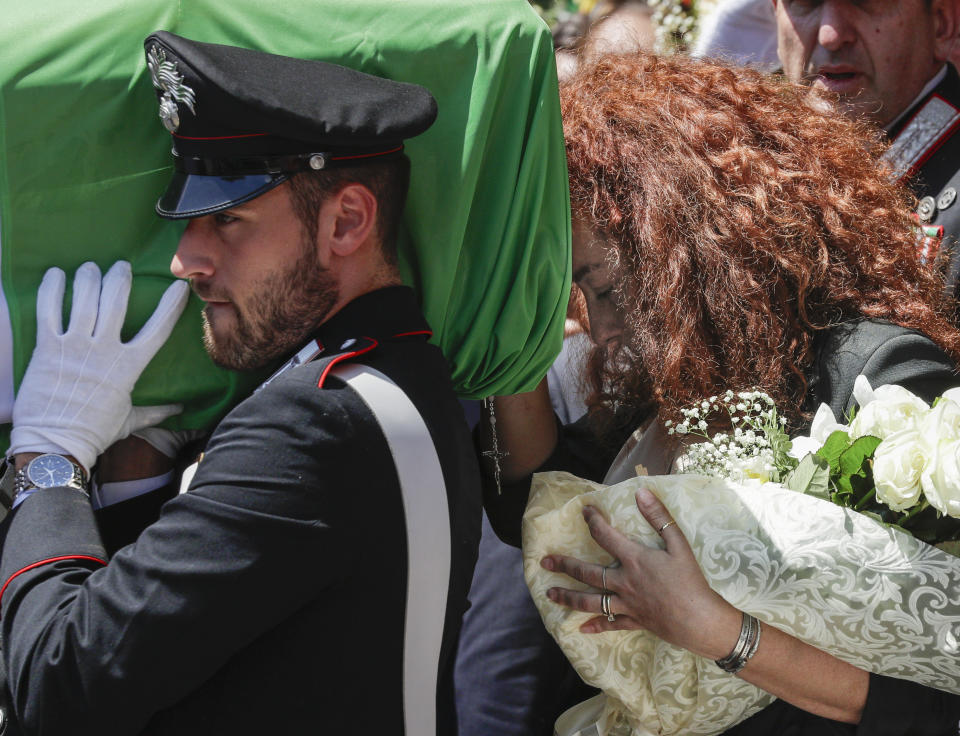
[0,555,108,614]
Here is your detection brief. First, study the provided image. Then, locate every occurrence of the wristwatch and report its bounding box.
[13,453,88,503]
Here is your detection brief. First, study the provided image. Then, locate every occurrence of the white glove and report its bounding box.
[10,261,190,473]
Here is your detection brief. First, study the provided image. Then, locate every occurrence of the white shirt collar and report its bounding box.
[885,65,948,132]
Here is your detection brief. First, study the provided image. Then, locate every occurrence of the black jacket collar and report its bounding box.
[313,285,431,355]
[888,63,960,140]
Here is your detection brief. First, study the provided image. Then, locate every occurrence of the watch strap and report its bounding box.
[0,459,16,514]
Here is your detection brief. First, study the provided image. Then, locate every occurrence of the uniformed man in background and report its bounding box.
[0,32,480,735]
[773,0,960,295]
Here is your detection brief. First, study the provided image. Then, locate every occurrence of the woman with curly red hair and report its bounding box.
[482,52,960,734]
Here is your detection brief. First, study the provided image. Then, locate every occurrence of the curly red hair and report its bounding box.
[562,52,960,431]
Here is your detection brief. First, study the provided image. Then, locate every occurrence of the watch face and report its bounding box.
[26,454,76,488]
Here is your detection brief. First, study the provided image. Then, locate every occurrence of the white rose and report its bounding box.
[849,380,930,440]
[921,437,960,518]
[920,396,960,444]
[872,429,927,512]
[789,403,848,460]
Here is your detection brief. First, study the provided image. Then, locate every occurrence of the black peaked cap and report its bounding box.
[144,31,438,219]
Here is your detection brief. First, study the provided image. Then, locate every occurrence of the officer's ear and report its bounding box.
[322,183,379,258]
[931,0,959,64]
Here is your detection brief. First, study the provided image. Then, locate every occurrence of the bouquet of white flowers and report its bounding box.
[791,377,960,535]
[523,377,960,736]
[667,377,960,550]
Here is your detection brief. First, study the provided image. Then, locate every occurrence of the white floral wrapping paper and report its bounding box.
[522,471,960,736]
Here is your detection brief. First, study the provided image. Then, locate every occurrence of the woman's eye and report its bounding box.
[214,213,238,226]
[596,288,613,300]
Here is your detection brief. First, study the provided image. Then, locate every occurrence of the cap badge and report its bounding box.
[147,44,197,133]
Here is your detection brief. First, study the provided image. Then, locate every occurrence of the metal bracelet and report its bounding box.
[716,612,761,674]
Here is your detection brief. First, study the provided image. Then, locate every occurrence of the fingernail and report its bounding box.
[636,488,654,506]
[541,557,555,571]
[582,505,594,519]
[547,588,558,601]
[580,622,596,633]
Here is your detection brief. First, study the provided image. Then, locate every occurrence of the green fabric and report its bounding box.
[0,0,570,440]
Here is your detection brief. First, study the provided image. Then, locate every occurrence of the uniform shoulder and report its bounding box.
[207,343,384,463]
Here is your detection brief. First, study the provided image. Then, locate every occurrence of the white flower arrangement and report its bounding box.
[809,376,960,521]
[668,389,788,482]
[673,376,960,543]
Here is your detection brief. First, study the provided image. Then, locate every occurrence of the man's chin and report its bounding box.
[202,323,295,372]
[204,341,272,372]
[807,80,885,125]
[202,317,258,371]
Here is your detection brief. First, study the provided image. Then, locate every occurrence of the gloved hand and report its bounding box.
[10,261,190,473]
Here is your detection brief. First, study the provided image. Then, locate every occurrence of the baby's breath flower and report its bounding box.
[673,386,784,481]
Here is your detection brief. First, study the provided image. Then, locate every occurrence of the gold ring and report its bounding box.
[657,520,676,534]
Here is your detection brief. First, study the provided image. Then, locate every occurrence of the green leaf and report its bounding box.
[838,435,882,477]
[835,474,854,497]
[825,434,882,509]
[783,453,831,500]
[767,424,798,475]
[815,430,852,473]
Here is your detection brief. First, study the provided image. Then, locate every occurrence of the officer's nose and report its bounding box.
[818,1,856,51]
[171,218,216,280]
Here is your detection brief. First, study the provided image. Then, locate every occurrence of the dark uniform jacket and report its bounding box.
[0,286,482,736]
[483,319,960,736]
[886,63,960,296]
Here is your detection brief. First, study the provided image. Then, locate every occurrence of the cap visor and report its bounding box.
[156,171,289,219]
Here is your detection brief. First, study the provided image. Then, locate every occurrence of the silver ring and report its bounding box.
[600,592,616,622]
[657,520,676,535]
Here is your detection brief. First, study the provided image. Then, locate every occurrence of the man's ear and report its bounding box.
[324,183,378,258]
[932,0,960,64]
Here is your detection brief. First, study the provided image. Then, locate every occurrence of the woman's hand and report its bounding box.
[541,486,741,660]
[542,486,870,723]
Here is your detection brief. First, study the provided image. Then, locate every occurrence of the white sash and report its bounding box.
[333,363,451,736]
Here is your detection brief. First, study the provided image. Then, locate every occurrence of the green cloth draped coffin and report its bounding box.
[0,0,570,435]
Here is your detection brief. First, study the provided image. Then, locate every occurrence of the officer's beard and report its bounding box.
[199,241,339,372]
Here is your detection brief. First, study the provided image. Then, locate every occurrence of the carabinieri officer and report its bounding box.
[0,31,480,735]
